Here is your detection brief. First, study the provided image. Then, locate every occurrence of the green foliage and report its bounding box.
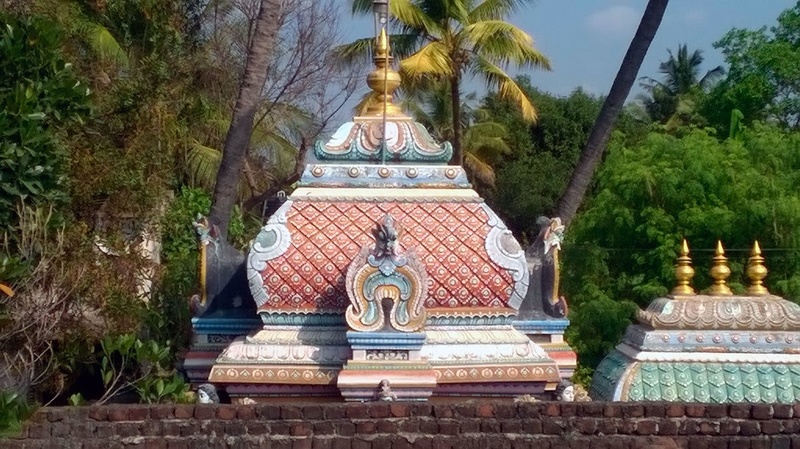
[0,391,36,437]
[703,2,800,131]
[0,13,90,241]
[564,125,800,378]
[97,333,189,404]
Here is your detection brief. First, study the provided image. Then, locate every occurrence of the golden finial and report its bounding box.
[364,28,403,117]
[672,239,695,296]
[746,241,769,296]
[708,240,732,295]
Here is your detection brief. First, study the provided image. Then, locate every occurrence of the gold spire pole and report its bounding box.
[672,239,695,296]
[709,240,733,295]
[746,241,769,296]
[365,29,402,117]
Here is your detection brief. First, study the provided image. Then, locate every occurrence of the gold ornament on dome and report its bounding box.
[364,28,403,117]
[746,241,769,296]
[671,239,695,296]
[708,240,732,296]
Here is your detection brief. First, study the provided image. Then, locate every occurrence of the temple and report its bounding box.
[183,23,576,402]
[592,240,800,403]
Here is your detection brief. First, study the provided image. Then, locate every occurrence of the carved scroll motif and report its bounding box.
[345,214,428,332]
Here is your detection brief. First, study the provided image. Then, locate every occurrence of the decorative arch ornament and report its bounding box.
[345,214,428,332]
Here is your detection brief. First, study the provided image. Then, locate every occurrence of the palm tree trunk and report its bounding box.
[555,0,669,225]
[208,0,282,237]
[449,73,463,166]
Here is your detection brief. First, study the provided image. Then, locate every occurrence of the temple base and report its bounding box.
[183,315,262,386]
[337,332,436,402]
[513,318,576,380]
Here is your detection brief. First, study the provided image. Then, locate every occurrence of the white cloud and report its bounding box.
[586,5,640,37]
[682,8,706,24]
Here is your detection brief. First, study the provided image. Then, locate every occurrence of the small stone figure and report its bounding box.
[197,383,220,404]
[573,384,592,402]
[520,216,568,319]
[554,380,575,402]
[513,394,539,403]
[377,379,397,401]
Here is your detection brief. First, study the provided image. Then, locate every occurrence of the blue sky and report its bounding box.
[338,0,795,99]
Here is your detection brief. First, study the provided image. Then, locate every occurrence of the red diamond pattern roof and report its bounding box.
[257,201,514,311]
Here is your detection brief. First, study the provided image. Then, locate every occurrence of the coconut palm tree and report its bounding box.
[404,82,510,188]
[556,0,669,225]
[640,44,724,123]
[341,0,550,166]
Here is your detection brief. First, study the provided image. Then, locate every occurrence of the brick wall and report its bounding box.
[2,402,800,449]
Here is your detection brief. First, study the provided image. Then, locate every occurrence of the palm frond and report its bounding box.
[468,0,531,21]
[75,20,128,65]
[187,142,222,190]
[464,152,496,187]
[335,34,422,66]
[400,41,454,79]
[463,20,550,70]
[474,56,538,121]
[353,0,442,36]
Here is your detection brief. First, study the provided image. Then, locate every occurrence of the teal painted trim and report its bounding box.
[426,315,515,326]
[191,317,262,333]
[346,331,426,350]
[590,350,634,401]
[259,312,346,326]
[512,319,570,334]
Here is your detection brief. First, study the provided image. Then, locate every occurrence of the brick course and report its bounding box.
[2,402,799,448]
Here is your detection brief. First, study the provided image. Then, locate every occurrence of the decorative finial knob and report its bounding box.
[364,28,403,116]
[746,241,769,296]
[672,239,695,296]
[709,240,732,295]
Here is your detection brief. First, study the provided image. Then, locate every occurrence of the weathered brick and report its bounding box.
[578,402,604,417]
[336,421,355,437]
[150,406,174,420]
[351,437,370,449]
[390,403,410,418]
[604,404,623,418]
[282,405,304,420]
[454,404,476,418]
[522,419,543,434]
[657,420,679,436]
[644,404,666,418]
[433,405,454,419]
[293,438,313,449]
[729,404,751,419]
[771,436,791,449]
[495,404,517,419]
[782,419,800,434]
[574,418,598,435]
[377,420,399,433]
[412,437,433,449]
[216,405,237,420]
[501,420,522,433]
[332,437,352,449]
[258,405,282,419]
[561,404,578,418]
[129,407,149,421]
[685,405,706,418]
[665,404,685,418]
[544,403,560,417]
[312,439,332,449]
[480,420,502,433]
[719,420,740,435]
[705,404,727,419]
[678,420,699,435]
[751,404,773,420]
[476,404,494,418]
[726,438,750,449]
[271,422,292,435]
[226,420,247,436]
[392,438,413,449]
[636,420,658,435]
[313,421,335,435]
[623,405,644,418]
[438,422,460,435]
[107,407,129,422]
[596,418,618,435]
[687,436,709,449]
[248,421,269,435]
[773,404,794,419]
[760,420,782,435]
[739,420,761,436]
[26,423,50,439]
[193,405,214,420]
[368,404,390,419]
[399,418,420,433]
[698,421,718,435]
[355,421,376,433]
[410,404,432,417]
[344,404,369,419]
[289,422,312,437]
[419,419,439,434]
[542,418,564,435]
[237,405,256,420]
[174,406,194,419]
